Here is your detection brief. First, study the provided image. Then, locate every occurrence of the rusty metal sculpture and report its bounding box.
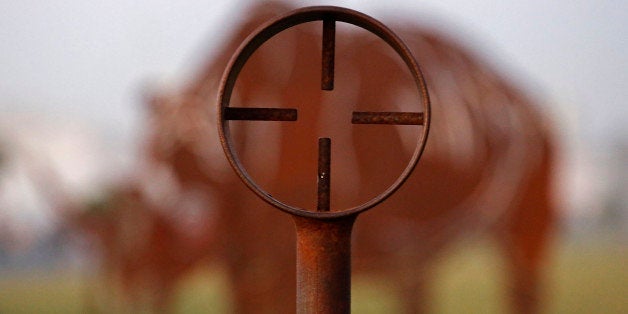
[141,1,556,313]
[217,7,430,312]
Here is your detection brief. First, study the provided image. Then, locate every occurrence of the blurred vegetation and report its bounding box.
[0,238,625,313]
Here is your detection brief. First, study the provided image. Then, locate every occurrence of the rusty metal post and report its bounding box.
[291,137,352,313]
[294,216,355,313]
[217,6,431,313]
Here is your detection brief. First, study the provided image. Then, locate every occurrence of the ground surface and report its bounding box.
[0,238,625,313]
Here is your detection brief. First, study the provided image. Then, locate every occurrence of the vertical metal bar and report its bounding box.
[294,215,355,314]
[318,138,331,212]
[322,18,335,91]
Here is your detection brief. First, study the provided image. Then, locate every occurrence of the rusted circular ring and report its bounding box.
[217,6,431,219]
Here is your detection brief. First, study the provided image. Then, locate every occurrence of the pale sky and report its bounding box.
[0,0,626,243]
[1,0,626,211]
[1,0,626,147]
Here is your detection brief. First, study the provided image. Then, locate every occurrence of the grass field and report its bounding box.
[0,238,625,313]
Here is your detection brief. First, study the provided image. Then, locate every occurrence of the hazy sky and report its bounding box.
[1,0,626,238]
[1,0,626,151]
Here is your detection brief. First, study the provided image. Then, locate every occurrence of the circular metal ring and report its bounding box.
[217,6,431,219]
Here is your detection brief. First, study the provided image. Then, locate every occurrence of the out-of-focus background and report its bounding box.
[1,0,626,313]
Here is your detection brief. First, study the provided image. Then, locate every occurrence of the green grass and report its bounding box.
[546,241,627,314]
[427,239,626,314]
[430,241,506,314]
[0,271,85,313]
[0,239,625,313]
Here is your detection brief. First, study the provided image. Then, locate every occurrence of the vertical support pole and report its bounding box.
[322,18,335,91]
[294,137,354,313]
[294,215,355,314]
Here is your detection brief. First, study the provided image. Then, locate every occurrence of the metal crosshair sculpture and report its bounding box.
[217,6,430,313]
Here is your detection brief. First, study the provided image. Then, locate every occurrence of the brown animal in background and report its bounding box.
[145,2,555,313]
[11,148,218,312]
[69,180,218,313]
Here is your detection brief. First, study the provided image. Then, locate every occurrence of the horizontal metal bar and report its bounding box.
[224,107,297,121]
[351,111,424,125]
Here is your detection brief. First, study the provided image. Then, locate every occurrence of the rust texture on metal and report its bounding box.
[216,6,430,314]
[224,107,297,121]
[322,18,335,91]
[352,111,424,125]
[294,216,355,314]
[317,138,331,212]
